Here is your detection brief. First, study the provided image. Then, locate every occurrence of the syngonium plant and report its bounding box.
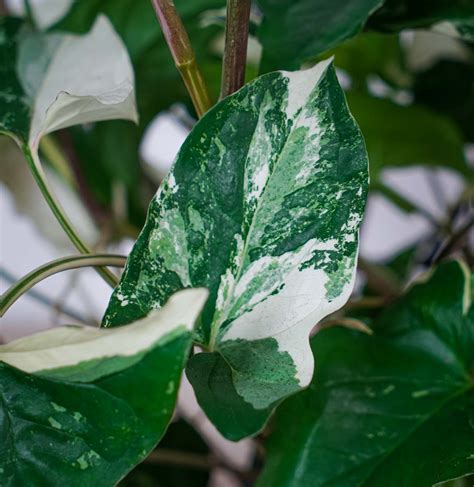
[0,1,473,486]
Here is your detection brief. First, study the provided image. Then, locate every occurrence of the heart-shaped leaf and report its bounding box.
[104,59,369,439]
[0,289,207,485]
[258,261,474,486]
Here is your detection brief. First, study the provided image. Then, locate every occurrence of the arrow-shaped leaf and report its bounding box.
[104,59,369,439]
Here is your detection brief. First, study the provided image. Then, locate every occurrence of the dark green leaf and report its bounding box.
[346,91,471,182]
[0,17,30,142]
[368,0,474,40]
[258,260,474,487]
[103,60,368,439]
[256,0,384,72]
[186,353,273,440]
[120,420,210,487]
[414,60,474,143]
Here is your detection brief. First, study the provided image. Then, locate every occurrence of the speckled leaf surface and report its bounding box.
[0,290,206,486]
[256,0,384,72]
[258,261,474,487]
[0,15,136,150]
[104,59,368,438]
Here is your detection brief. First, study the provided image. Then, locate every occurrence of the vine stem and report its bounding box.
[22,143,119,288]
[1,254,127,317]
[220,0,251,98]
[150,0,211,117]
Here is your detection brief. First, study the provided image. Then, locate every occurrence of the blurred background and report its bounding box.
[1,0,473,485]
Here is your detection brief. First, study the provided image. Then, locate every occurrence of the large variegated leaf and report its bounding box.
[104,59,369,439]
[258,261,474,486]
[0,289,207,485]
[0,15,136,153]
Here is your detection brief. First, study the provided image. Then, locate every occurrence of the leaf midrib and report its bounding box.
[358,382,473,487]
[209,67,327,350]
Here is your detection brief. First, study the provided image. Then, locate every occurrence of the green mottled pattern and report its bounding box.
[186,352,273,441]
[0,18,30,142]
[0,332,192,486]
[104,60,368,437]
[258,261,474,487]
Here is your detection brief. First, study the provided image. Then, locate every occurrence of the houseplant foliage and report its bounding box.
[0,1,473,486]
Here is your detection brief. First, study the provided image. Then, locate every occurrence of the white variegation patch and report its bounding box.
[18,16,137,150]
[283,58,332,119]
[105,57,368,417]
[0,289,207,376]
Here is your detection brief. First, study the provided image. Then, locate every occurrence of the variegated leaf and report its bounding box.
[104,59,369,439]
[0,15,136,155]
[0,289,207,485]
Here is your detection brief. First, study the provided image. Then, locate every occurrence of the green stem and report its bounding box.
[1,254,127,317]
[220,0,251,98]
[150,0,211,117]
[22,144,119,288]
[39,135,76,188]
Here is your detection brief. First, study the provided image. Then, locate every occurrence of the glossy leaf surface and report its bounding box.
[257,0,384,72]
[0,289,206,486]
[258,261,474,487]
[104,59,368,439]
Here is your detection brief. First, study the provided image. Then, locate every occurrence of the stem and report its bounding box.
[23,0,34,25]
[220,0,251,98]
[40,135,76,187]
[432,213,474,264]
[150,0,211,117]
[22,144,119,288]
[0,267,94,325]
[1,254,127,317]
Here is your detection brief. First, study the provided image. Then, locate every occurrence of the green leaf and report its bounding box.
[346,91,471,182]
[256,0,384,72]
[186,352,273,441]
[103,59,369,439]
[0,289,207,486]
[258,260,474,487]
[327,32,410,89]
[368,0,474,41]
[120,419,211,487]
[414,60,474,143]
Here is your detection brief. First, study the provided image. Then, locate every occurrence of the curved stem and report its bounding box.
[150,0,211,117]
[1,254,127,317]
[220,0,251,98]
[22,144,119,288]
